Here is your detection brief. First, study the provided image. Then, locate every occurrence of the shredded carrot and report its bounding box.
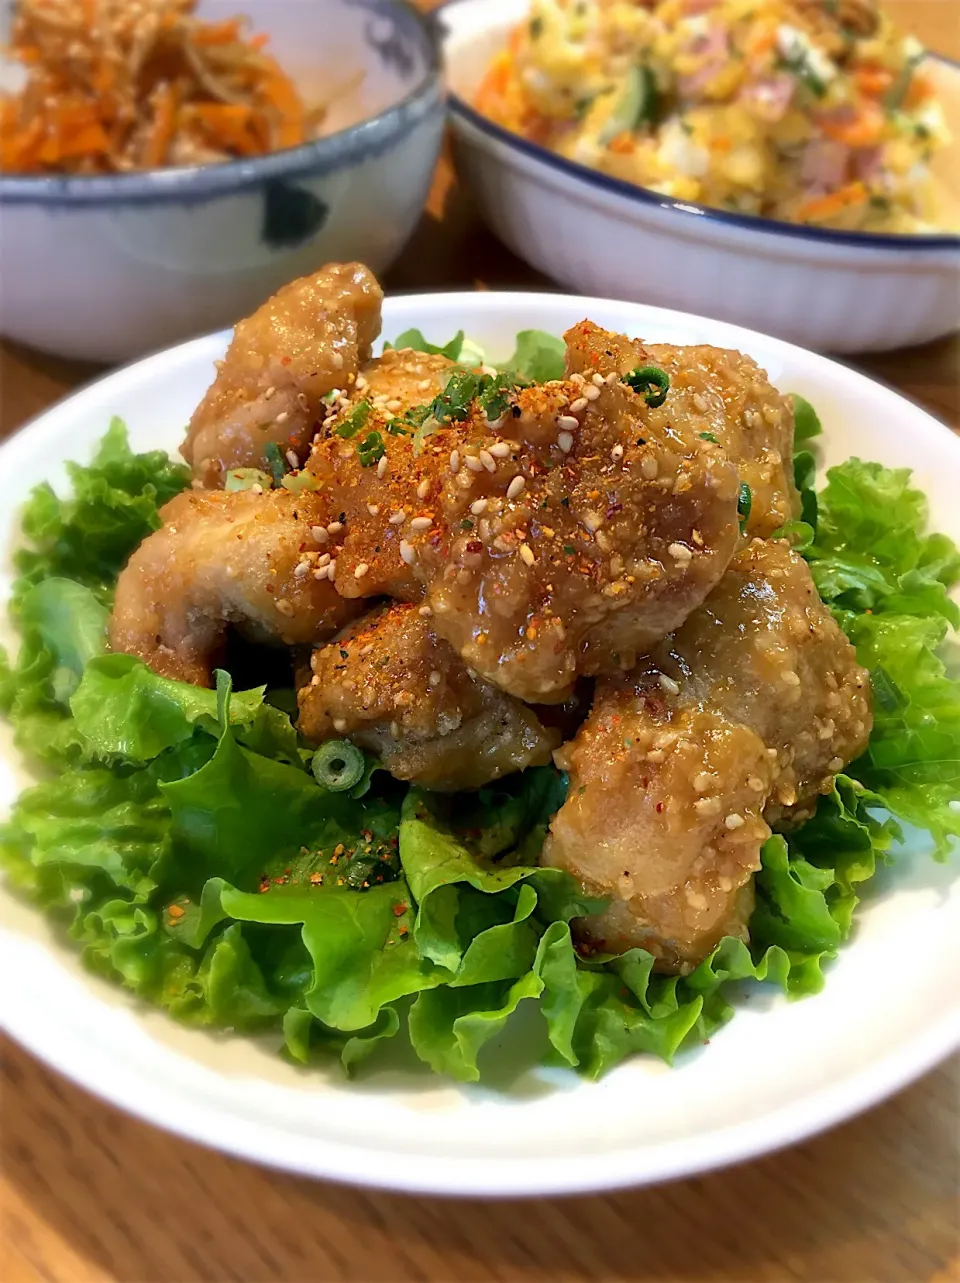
[798,180,869,221]
[818,100,885,148]
[904,72,935,109]
[853,67,895,98]
[608,132,636,156]
[0,0,346,175]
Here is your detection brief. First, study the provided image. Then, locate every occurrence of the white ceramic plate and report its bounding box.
[1,292,959,1197]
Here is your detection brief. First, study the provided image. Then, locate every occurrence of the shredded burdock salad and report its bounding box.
[0,0,357,173]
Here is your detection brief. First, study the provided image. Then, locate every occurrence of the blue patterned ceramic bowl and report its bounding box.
[0,0,444,361]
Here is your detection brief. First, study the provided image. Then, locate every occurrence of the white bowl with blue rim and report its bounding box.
[441,0,960,354]
[0,0,445,363]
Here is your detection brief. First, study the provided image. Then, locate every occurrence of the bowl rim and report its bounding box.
[0,0,443,207]
[441,0,960,254]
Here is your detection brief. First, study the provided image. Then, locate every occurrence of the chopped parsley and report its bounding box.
[699,432,719,444]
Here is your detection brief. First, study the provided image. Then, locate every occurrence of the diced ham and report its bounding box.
[677,26,730,98]
[739,74,796,123]
[800,139,850,191]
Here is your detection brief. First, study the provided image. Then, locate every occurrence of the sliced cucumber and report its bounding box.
[599,65,658,145]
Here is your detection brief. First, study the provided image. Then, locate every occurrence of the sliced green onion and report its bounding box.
[698,431,719,444]
[225,467,272,492]
[312,740,365,792]
[737,483,753,529]
[357,431,385,467]
[336,400,372,440]
[264,441,289,486]
[281,470,321,493]
[623,366,670,407]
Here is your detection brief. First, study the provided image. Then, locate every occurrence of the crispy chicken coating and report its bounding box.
[298,602,559,790]
[312,363,741,702]
[109,489,360,686]
[541,539,872,972]
[181,264,383,488]
[565,321,799,537]
[306,353,459,601]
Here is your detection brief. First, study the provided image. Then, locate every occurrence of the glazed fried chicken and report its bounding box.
[352,347,455,414]
[298,602,559,791]
[565,321,800,537]
[110,488,360,686]
[181,263,383,488]
[541,539,872,972]
[312,365,741,703]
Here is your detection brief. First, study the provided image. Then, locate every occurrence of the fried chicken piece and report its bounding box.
[181,264,383,488]
[312,360,741,702]
[541,539,872,972]
[109,488,360,686]
[353,347,455,414]
[298,602,559,790]
[419,375,741,703]
[565,321,799,537]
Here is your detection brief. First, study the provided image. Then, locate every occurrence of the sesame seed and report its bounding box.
[388,510,406,524]
[611,444,624,461]
[489,441,511,458]
[294,561,310,578]
[418,605,433,617]
[367,504,380,516]
[725,814,745,830]
[583,384,601,401]
[327,560,337,579]
[417,478,430,500]
[471,498,488,515]
[557,414,579,431]
[354,562,369,580]
[479,449,496,472]
[264,385,275,399]
[276,411,290,425]
[506,476,526,500]
[313,568,327,580]
[311,525,328,543]
[558,431,574,453]
[386,399,403,413]
[399,540,416,564]
[333,718,348,732]
[519,543,536,566]
[668,542,692,563]
[316,553,331,567]
[326,521,343,535]
[428,671,441,687]
[449,450,460,474]
[465,455,484,472]
[355,375,368,391]
[251,483,263,495]
[377,454,389,479]
[569,397,588,413]
[285,450,299,469]
[275,599,294,616]
[591,372,606,387]
[410,516,433,531]
[390,720,401,740]
[331,352,344,369]
[658,673,680,695]
[605,372,618,384]
[570,372,585,386]
[640,455,658,479]
[360,643,374,656]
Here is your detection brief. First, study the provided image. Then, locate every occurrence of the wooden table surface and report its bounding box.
[2,3,959,1280]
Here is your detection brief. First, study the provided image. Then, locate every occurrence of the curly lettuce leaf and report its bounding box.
[804,459,960,854]
[11,418,189,608]
[502,330,566,383]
